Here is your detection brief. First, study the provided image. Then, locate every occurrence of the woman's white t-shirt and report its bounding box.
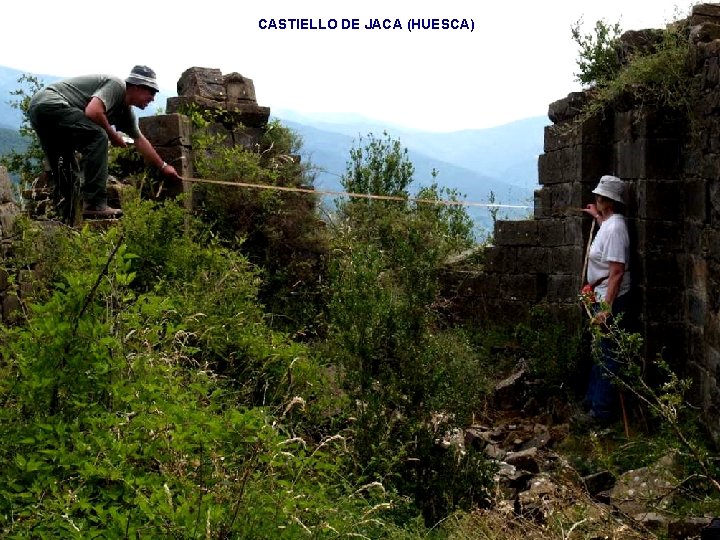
[586,214,631,302]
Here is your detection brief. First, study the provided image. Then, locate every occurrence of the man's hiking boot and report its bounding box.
[82,202,123,219]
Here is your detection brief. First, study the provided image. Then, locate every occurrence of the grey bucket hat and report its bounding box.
[125,65,159,92]
[592,175,626,204]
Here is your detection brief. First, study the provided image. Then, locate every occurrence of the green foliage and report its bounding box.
[186,106,327,337]
[0,204,410,539]
[567,302,720,510]
[572,17,694,114]
[571,18,623,87]
[324,134,491,525]
[0,74,45,184]
[341,131,413,197]
[513,306,582,397]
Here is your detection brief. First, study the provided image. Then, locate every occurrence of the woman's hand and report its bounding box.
[582,203,600,220]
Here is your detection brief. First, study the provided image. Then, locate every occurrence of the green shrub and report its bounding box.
[322,134,493,526]
[186,108,327,336]
[572,16,694,114]
[571,18,623,87]
[0,207,407,538]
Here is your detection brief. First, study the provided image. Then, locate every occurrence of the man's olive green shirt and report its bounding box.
[38,75,140,138]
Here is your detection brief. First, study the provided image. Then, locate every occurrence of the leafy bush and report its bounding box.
[572,16,694,114]
[187,107,328,337]
[0,205,412,538]
[323,133,493,525]
[571,18,623,87]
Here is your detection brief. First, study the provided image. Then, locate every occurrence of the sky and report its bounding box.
[1,0,693,132]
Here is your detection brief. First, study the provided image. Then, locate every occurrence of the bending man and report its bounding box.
[28,65,182,218]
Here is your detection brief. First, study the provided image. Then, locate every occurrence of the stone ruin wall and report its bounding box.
[138,66,273,202]
[444,3,720,441]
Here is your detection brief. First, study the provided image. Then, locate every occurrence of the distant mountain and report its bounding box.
[0,126,26,156]
[279,119,532,202]
[0,65,545,232]
[273,108,546,198]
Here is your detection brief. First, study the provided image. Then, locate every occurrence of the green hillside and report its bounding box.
[0,125,25,157]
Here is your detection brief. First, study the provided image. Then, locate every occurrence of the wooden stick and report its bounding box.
[619,390,630,438]
[581,218,596,285]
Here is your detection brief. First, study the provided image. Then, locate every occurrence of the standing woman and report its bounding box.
[580,175,631,424]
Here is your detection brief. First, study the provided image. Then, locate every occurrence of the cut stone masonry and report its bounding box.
[442,3,720,442]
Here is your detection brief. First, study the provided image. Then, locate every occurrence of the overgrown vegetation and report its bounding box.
[571,15,695,114]
[2,59,719,537]
[324,133,491,524]
[0,93,498,536]
[0,207,401,538]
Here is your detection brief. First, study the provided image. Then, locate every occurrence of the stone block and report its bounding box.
[536,219,566,247]
[516,247,552,274]
[0,203,20,238]
[224,72,257,103]
[156,146,193,178]
[550,246,583,275]
[688,291,707,326]
[494,220,538,246]
[0,166,14,204]
[636,252,685,287]
[485,246,519,273]
[223,103,271,128]
[231,127,265,149]
[544,114,609,152]
[479,298,532,326]
[534,188,551,219]
[205,122,234,146]
[499,273,546,302]
[635,179,686,221]
[139,113,192,147]
[709,181,720,226]
[166,96,270,128]
[614,108,686,141]
[546,273,582,303]
[166,95,222,114]
[691,3,720,26]
[703,55,720,88]
[177,66,226,100]
[2,294,20,324]
[687,329,710,374]
[643,286,684,323]
[613,111,635,142]
[634,219,685,253]
[708,261,720,312]
[685,255,707,293]
[547,92,588,124]
[473,273,502,299]
[614,139,682,180]
[538,145,612,185]
[0,268,7,290]
[685,179,707,222]
[564,216,588,246]
[702,227,720,260]
[668,518,716,540]
[535,182,586,217]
